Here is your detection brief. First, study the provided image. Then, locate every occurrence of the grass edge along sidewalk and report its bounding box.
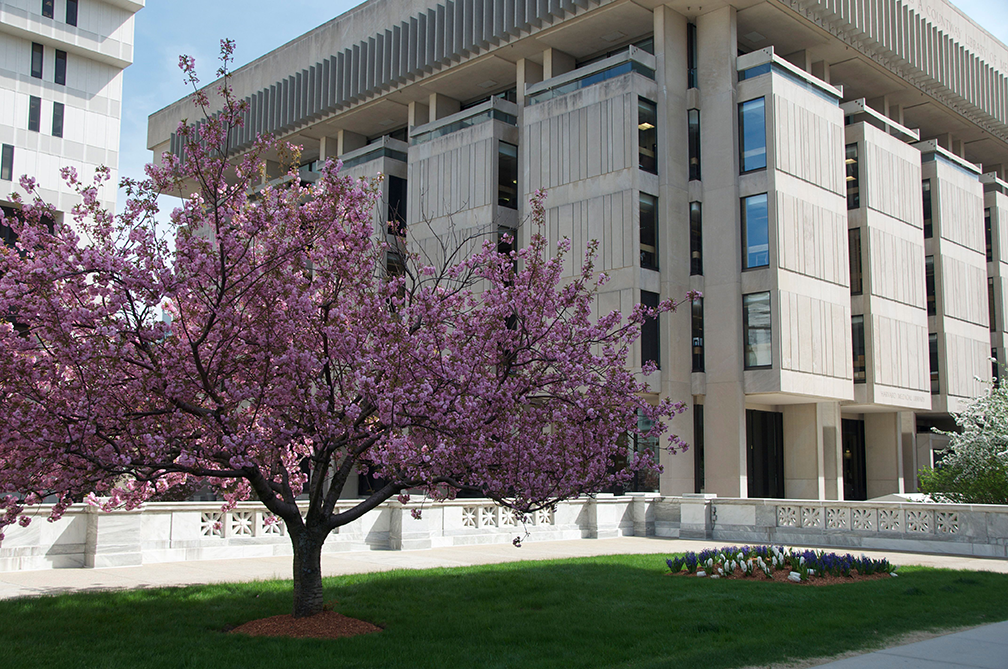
[2,552,1007,669]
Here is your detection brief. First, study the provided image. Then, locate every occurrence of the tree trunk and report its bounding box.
[291,529,326,618]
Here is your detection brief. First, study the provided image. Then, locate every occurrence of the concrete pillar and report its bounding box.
[337,129,366,156]
[697,6,746,497]
[783,404,824,499]
[783,50,811,72]
[516,58,543,107]
[319,135,339,162]
[654,5,696,496]
[865,412,904,498]
[408,100,430,128]
[811,60,830,84]
[820,402,842,500]
[899,411,918,492]
[542,48,575,79]
[428,93,460,121]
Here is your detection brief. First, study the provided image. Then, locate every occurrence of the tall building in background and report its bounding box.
[1,0,143,219]
[148,0,1008,502]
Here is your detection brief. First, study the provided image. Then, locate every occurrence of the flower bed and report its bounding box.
[666,545,898,584]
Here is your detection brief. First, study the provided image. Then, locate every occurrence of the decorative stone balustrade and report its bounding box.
[1,493,1004,572]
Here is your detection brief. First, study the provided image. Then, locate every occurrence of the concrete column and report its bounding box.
[542,48,575,79]
[820,402,842,499]
[337,129,366,156]
[654,5,696,496]
[899,411,918,492]
[783,50,811,72]
[783,404,825,499]
[428,93,460,121]
[408,100,430,128]
[697,6,746,497]
[811,60,830,84]
[516,58,543,107]
[865,412,904,498]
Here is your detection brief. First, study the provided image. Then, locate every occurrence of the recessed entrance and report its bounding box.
[841,418,867,501]
[746,409,784,498]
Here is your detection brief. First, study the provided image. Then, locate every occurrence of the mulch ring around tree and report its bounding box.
[229,611,382,640]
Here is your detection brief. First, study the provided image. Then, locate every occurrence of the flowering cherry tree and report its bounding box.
[0,42,687,617]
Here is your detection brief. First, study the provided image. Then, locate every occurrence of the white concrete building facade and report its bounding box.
[0,0,142,219]
[147,0,1008,503]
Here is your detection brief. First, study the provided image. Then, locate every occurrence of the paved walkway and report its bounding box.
[1,536,1006,667]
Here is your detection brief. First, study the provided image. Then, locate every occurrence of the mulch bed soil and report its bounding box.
[669,569,893,586]
[230,611,382,640]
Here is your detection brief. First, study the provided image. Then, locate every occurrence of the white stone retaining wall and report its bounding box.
[1,493,1004,572]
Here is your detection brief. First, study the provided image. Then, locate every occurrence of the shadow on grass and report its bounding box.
[2,554,1007,669]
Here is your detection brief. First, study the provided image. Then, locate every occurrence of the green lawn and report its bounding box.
[3,554,1007,669]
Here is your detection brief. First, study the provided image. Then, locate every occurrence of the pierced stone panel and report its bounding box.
[230,511,253,537]
[480,506,497,528]
[906,509,932,533]
[801,507,823,528]
[261,514,284,536]
[851,508,876,531]
[535,508,554,526]
[200,512,223,538]
[462,506,477,528]
[776,506,799,527]
[826,507,848,529]
[878,508,903,532]
[500,508,517,527]
[936,511,959,535]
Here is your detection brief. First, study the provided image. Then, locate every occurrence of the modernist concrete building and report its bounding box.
[0,0,143,220]
[148,0,1008,502]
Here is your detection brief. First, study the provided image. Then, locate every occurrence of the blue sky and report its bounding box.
[116,0,1008,210]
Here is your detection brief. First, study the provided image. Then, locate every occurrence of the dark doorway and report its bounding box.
[841,418,867,500]
[746,409,784,498]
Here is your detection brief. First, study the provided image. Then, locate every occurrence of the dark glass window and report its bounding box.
[0,144,12,181]
[994,348,1000,386]
[497,141,518,209]
[55,50,66,86]
[641,290,660,370]
[849,227,863,295]
[52,101,64,138]
[28,96,41,132]
[42,0,54,18]
[845,143,860,209]
[688,109,701,181]
[686,23,698,89]
[638,97,657,174]
[743,292,772,369]
[922,179,932,238]
[929,332,939,395]
[639,193,657,270]
[66,0,78,26]
[31,43,43,79]
[1,205,16,248]
[986,208,993,262]
[739,98,767,173]
[742,193,769,269]
[926,255,936,316]
[852,315,866,383]
[692,297,704,372]
[387,175,406,236]
[693,403,704,494]
[689,201,702,275]
[989,277,997,332]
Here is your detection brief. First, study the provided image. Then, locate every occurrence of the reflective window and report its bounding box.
[739,98,767,173]
[52,102,64,138]
[55,49,66,86]
[923,179,932,238]
[986,208,993,262]
[693,404,704,493]
[852,315,866,383]
[845,143,860,209]
[929,333,940,395]
[687,23,698,89]
[688,109,701,181]
[849,227,862,295]
[641,291,660,370]
[42,0,53,18]
[692,297,704,372]
[387,176,407,236]
[66,0,78,26]
[742,193,769,269]
[0,145,12,181]
[640,193,658,270]
[497,142,518,209]
[926,255,936,316]
[743,292,772,369]
[994,348,1000,386]
[31,43,43,79]
[638,98,657,174]
[28,96,40,132]
[690,202,702,275]
[990,277,997,332]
